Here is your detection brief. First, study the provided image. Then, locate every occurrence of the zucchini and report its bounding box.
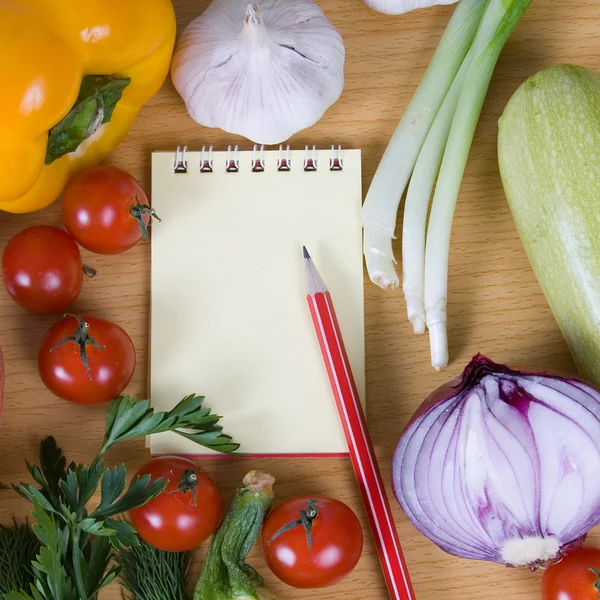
[194,471,276,600]
[498,65,600,385]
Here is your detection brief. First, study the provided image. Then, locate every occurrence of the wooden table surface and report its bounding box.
[1,1,599,599]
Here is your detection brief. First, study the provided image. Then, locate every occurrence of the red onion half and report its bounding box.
[392,354,600,567]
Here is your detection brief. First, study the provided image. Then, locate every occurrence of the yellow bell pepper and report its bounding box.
[0,0,176,213]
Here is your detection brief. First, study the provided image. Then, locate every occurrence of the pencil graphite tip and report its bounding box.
[303,246,311,260]
[303,249,328,295]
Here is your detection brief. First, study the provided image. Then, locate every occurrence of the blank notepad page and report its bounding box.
[149,148,365,456]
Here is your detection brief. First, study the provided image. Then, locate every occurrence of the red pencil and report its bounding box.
[303,247,416,600]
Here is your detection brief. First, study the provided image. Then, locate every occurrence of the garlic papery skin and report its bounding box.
[171,1,345,145]
[364,0,459,15]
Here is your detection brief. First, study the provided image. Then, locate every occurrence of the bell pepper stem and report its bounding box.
[46,75,131,164]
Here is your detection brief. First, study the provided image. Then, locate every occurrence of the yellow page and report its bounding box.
[150,148,364,455]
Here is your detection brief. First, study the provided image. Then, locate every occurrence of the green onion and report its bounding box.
[362,0,487,289]
[402,52,470,335]
[362,0,532,369]
[424,0,533,370]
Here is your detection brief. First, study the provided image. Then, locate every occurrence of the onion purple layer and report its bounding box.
[392,354,600,567]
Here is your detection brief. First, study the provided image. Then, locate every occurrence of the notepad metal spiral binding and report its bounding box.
[172,144,345,174]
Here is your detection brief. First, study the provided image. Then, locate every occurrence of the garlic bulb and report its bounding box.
[363,0,459,15]
[171,1,345,145]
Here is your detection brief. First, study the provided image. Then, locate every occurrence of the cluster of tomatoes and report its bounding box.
[130,455,364,589]
[1,166,154,405]
[2,165,365,589]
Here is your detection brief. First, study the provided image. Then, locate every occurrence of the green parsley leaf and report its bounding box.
[29,500,78,600]
[12,484,58,515]
[98,395,240,458]
[39,438,67,497]
[97,465,127,510]
[78,519,108,536]
[4,590,38,600]
[74,460,105,510]
[58,471,79,514]
[85,536,115,597]
[105,520,139,548]
[92,470,166,520]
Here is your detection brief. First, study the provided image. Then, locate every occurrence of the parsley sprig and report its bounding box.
[4,394,239,600]
[100,394,240,457]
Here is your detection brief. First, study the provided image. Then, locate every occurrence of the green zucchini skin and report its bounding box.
[194,471,275,600]
[499,65,600,385]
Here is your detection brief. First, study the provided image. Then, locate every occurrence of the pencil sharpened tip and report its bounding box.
[303,246,311,260]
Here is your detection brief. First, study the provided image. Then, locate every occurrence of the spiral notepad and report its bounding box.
[149,145,365,456]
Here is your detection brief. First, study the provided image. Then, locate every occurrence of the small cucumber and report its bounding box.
[194,471,275,600]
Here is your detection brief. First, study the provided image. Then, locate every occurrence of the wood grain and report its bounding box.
[1,1,599,599]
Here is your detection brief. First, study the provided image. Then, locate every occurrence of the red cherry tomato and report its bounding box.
[2,226,82,313]
[62,166,157,255]
[261,497,363,589]
[38,314,135,405]
[129,456,222,552]
[542,547,600,600]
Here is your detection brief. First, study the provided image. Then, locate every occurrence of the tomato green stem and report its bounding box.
[50,314,104,380]
[130,195,160,241]
[268,498,322,557]
[590,568,600,595]
[170,468,200,507]
[82,266,97,278]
